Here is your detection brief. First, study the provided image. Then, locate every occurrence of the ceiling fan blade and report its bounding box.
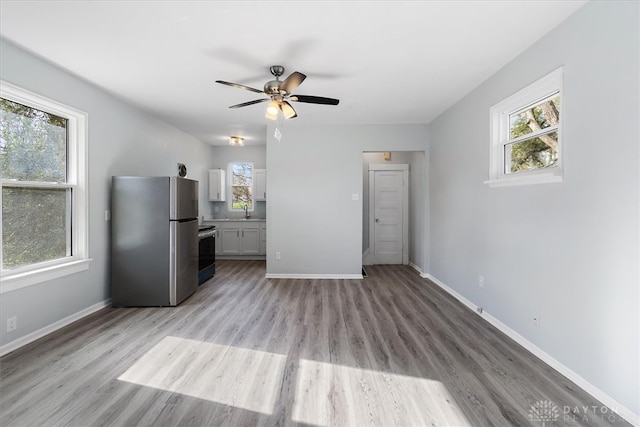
[229,98,268,109]
[290,95,339,105]
[279,71,306,94]
[279,101,298,119]
[215,80,264,94]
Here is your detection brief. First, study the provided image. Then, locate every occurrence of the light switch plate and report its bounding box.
[352,193,360,201]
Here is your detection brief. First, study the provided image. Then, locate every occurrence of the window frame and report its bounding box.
[1,80,90,293]
[228,161,254,212]
[486,67,564,188]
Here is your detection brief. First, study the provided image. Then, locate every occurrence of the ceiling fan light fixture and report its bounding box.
[265,100,279,120]
[280,101,297,120]
[217,65,340,121]
[229,136,244,146]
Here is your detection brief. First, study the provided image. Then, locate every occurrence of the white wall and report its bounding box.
[207,145,267,219]
[266,123,428,277]
[0,39,214,352]
[428,0,638,417]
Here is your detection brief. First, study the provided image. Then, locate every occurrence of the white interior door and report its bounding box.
[373,169,404,264]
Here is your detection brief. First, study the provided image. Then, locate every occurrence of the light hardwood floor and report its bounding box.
[0,261,630,426]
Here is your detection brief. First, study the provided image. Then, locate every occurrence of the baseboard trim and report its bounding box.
[424,274,639,427]
[265,273,363,280]
[409,262,423,275]
[0,299,111,357]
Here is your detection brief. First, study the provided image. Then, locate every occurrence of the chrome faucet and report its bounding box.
[243,203,249,219]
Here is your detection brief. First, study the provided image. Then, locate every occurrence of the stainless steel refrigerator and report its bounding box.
[111,176,199,307]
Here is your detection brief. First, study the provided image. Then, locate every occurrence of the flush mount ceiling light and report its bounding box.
[229,136,244,146]
[216,65,339,121]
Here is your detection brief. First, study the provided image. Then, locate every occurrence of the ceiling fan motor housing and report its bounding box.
[265,65,287,95]
[264,80,283,95]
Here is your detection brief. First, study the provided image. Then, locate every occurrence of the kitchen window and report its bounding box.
[1,81,89,293]
[487,67,563,187]
[229,162,253,211]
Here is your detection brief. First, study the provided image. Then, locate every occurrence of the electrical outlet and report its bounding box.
[478,275,485,288]
[275,252,281,260]
[476,307,483,314]
[104,210,111,221]
[214,206,219,212]
[6,316,17,332]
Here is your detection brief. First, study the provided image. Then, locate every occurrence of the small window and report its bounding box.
[487,68,563,187]
[229,162,253,211]
[1,81,89,292]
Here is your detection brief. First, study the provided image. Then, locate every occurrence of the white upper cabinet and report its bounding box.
[208,169,226,201]
[254,169,266,201]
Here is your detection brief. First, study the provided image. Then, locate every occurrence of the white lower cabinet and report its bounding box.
[221,227,242,255]
[240,225,260,255]
[260,224,267,255]
[219,221,263,256]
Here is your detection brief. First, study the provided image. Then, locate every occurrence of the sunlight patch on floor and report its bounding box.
[118,336,286,415]
[292,359,472,427]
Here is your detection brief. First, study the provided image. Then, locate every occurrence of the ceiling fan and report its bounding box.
[215,65,339,120]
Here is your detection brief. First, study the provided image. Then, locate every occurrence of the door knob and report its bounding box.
[375,218,380,223]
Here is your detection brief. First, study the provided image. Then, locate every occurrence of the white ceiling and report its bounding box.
[0,1,586,146]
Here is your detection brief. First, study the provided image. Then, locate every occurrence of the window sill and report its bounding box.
[484,172,563,188]
[0,258,92,294]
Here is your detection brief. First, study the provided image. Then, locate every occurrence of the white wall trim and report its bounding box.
[1,259,92,294]
[409,262,423,275]
[424,274,639,427]
[265,273,363,280]
[0,299,111,357]
[362,248,374,266]
[368,163,410,171]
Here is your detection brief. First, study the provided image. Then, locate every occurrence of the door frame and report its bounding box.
[368,164,409,265]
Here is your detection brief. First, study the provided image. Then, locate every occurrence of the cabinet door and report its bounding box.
[241,226,261,255]
[254,169,266,201]
[208,169,226,201]
[211,223,222,255]
[259,225,267,255]
[221,228,241,255]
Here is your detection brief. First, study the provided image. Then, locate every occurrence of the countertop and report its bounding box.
[202,217,265,222]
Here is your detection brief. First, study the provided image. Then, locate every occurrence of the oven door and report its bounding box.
[198,229,216,284]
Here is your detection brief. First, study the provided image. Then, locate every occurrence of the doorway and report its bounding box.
[366,164,409,265]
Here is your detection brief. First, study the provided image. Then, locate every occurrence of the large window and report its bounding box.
[487,68,563,187]
[229,162,253,211]
[1,81,89,292]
